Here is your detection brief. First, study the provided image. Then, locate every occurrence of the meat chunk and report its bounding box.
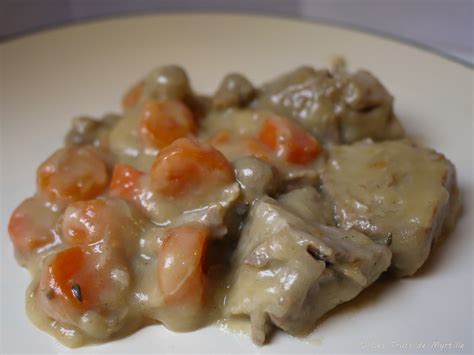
[144,65,192,101]
[234,156,279,205]
[322,140,459,277]
[278,186,333,225]
[65,114,120,147]
[212,73,255,110]
[225,197,391,344]
[143,65,209,119]
[253,66,403,143]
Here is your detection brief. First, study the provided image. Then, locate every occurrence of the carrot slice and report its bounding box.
[37,147,109,204]
[139,99,196,149]
[37,246,128,323]
[110,163,144,201]
[8,198,58,257]
[62,197,140,247]
[157,223,209,305]
[122,80,144,110]
[259,115,321,165]
[244,136,275,162]
[61,200,108,245]
[42,247,87,309]
[150,137,234,197]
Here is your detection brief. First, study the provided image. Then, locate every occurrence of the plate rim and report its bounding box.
[1,11,472,69]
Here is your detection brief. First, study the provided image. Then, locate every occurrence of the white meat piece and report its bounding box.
[225,197,391,344]
[253,66,404,143]
[278,186,334,225]
[322,139,460,276]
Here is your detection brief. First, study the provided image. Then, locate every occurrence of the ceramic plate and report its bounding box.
[1,13,472,354]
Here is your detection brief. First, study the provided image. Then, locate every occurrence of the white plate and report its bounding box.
[1,13,472,354]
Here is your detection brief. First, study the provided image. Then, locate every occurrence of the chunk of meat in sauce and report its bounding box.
[322,140,459,276]
[65,114,120,147]
[233,156,279,204]
[254,66,403,143]
[144,65,192,101]
[226,197,391,344]
[278,186,333,226]
[143,65,209,119]
[212,73,255,110]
